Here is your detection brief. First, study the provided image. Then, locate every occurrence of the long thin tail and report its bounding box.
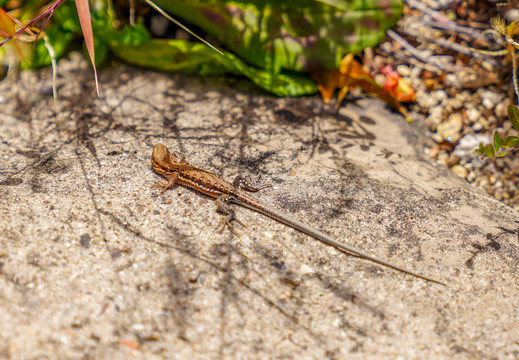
[230,197,445,285]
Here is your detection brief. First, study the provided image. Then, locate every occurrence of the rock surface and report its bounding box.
[0,55,518,359]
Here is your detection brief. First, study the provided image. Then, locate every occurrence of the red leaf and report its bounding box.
[74,0,99,95]
[0,9,16,38]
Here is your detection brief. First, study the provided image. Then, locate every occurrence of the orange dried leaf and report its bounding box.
[0,9,16,38]
[507,20,519,37]
[311,69,342,103]
[312,54,411,119]
[341,56,396,104]
[339,53,369,80]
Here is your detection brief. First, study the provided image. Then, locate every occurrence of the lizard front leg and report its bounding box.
[152,171,179,194]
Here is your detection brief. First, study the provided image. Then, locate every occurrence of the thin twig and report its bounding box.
[512,46,519,103]
[405,0,451,22]
[129,0,136,26]
[387,29,454,72]
[421,18,491,41]
[495,144,519,157]
[143,0,223,55]
[405,27,502,66]
[390,51,451,73]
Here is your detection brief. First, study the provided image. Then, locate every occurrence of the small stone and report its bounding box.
[299,263,314,275]
[453,133,491,159]
[444,73,462,88]
[465,107,481,123]
[418,90,448,109]
[374,74,386,87]
[446,91,470,111]
[432,90,448,103]
[510,158,519,172]
[467,170,476,182]
[505,8,519,22]
[396,65,411,77]
[432,132,444,143]
[478,89,502,110]
[424,78,438,90]
[437,152,450,166]
[451,165,468,178]
[478,177,489,188]
[487,116,498,126]
[437,112,463,142]
[447,154,460,167]
[425,107,444,130]
[417,90,438,108]
[80,233,91,248]
[495,98,512,118]
[472,122,484,131]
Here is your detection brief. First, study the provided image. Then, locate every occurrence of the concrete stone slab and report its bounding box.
[0,54,518,359]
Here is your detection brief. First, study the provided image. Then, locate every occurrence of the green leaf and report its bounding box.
[493,131,501,151]
[312,0,351,10]
[152,0,403,73]
[483,144,495,159]
[507,105,519,131]
[109,38,318,96]
[96,20,149,46]
[500,136,519,148]
[474,143,492,156]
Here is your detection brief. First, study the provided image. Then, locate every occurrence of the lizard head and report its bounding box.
[151,144,175,175]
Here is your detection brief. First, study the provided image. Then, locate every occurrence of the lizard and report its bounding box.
[151,143,445,285]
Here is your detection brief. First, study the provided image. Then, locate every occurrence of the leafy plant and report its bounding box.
[472,17,519,159]
[490,16,519,104]
[0,0,98,95]
[475,105,519,159]
[1,0,404,98]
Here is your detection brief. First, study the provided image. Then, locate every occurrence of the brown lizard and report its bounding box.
[151,143,445,285]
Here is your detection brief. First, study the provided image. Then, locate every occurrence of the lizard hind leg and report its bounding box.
[215,196,246,235]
